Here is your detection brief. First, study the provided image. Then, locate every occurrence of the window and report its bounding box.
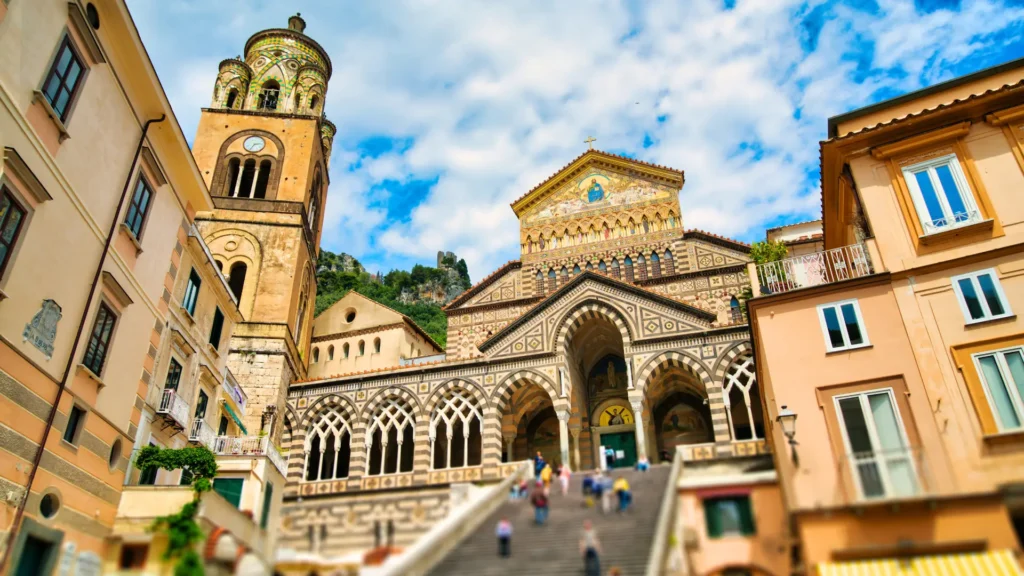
[164,358,183,391]
[835,389,918,499]
[359,340,365,356]
[310,95,320,111]
[260,482,274,530]
[194,390,209,420]
[328,345,334,361]
[209,307,225,349]
[237,159,255,198]
[258,80,280,111]
[952,269,1011,324]
[817,299,869,352]
[0,187,28,279]
[213,477,244,508]
[704,496,755,538]
[374,338,381,354]
[225,89,238,109]
[41,36,85,122]
[343,343,350,358]
[139,441,158,485]
[119,544,148,570]
[305,407,351,481]
[430,389,483,469]
[183,269,201,316]
[973,347,1024,432]
[218,416,229,436]
[225,158,240,196]
[724,355,763,441]
[228,262,246,301]
[902,154,980,234]
[63,405,86,444]
[367,397,415,475]
[82,302,116,375]
[312,347,319,363]
[123,177,152,239]
[253,160,271,199]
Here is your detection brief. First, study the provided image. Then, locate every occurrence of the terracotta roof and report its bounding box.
[443,260,521,311]
[290,355,482,386]
[683,229,752,252]
[765,219,822,234]
[510,149,685,211]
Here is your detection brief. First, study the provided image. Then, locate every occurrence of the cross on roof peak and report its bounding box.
[584,136,597,150]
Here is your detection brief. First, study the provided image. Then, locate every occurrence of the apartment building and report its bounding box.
[748,59,1024,573]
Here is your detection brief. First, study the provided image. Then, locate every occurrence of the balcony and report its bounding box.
[188,418,216,448]
[157,388,190,429]
[835,447,934,506]
[755,243,872,295]
[212,435,287,477]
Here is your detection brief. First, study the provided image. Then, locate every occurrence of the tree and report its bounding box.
[748,239,789,265]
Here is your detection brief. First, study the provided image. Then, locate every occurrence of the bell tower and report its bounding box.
[192,14,336,438]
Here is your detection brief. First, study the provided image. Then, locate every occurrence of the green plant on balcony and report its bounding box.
[749,239,791,293]
[134,445,218,576]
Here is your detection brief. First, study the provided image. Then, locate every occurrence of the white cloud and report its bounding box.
[127,0,1024,277]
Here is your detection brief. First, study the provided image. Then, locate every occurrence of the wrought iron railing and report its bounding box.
[756,243,872,295]
[922,209,981,235]
[188,418,215,448]
[157,388,190,429]
[836,446,932,504]
[212,435,288,476]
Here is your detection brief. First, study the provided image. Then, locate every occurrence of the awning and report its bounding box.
[221,402,248,436]
[818,550,1022,576]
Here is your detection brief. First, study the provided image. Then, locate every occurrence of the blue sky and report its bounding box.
[127,0,1024,281]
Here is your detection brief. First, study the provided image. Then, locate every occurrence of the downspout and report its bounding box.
[0,115,166,572]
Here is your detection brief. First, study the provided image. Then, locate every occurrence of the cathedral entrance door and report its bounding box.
[600,431,637,469]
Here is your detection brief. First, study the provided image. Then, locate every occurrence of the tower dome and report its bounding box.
[234,14,332,114]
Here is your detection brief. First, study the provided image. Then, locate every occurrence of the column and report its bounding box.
[504,434,516,462]
[631,401,648,460]
[570,427,581,470]
[557,410,570,466]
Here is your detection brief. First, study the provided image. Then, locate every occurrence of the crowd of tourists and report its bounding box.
[497,450,648,575]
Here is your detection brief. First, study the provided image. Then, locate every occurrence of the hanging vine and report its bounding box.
[134,445,218,576]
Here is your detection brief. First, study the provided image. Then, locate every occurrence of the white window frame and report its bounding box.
[951,268,1013,324]
[816,299,870,352]
[901,154,980,235]
[833,388,918,500]
[972,346,1024,433]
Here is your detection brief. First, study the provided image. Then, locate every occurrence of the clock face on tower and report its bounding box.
[243,136,265,152]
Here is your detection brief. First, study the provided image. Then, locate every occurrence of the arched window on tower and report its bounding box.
[624,256,634,282]
[258,80,280,110]
[651,251,661,277]
[598,260,607,274]
[585,262,593,272]
[343,342,350,358]
[359,340,365,356]
[294,90,302,112]
[253,160,272,199]
[237,159,256,198]
[304,407,351,481]
[328,345,335,361]
[374,337,381,354]
[367,398,415,475]
[611,259,620,280]
[226,89,238,109]
[308,169,323,232]
[312,347,319,363]
[228,263,247,301]
[536,270,545,296]
[637,254,648,281]
[310,95,320,112]
[548,269,557,293]
[560,266,568,285]
[295,278,309,344]
[664,249,675,275]
[225,158,241,197]
[430,388,483,469]
[573,264,581,275]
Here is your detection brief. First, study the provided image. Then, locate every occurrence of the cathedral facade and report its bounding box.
[185,14,764,559]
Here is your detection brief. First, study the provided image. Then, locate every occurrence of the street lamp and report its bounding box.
[776,405,798,466]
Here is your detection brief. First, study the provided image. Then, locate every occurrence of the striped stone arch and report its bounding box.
[634,350,714,397]
[713,341,753,381]
[553,299,633,354]
[359,386,423,421]
[424,378,490,417]
[491,370,564,415]
[301,394,359,430]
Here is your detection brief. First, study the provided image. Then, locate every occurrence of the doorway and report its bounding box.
[600,431,637,468]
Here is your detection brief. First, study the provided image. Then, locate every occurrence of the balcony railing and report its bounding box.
[188,418,216,448]
[212,435,287,477]
[157,388,190,429]
[756,243,872,295]
[836,446,933,505]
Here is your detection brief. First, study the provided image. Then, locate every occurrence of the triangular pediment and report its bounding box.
[511,150,684,224]
[479,272,715,361]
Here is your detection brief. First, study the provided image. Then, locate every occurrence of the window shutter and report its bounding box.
[214,478,245,508]
[739,498,756,535]
[704,500,723,538]
[260,482,274,529]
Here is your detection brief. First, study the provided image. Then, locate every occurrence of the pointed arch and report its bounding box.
[492,370,563,416]
[364,395,417,475]
[303,404,352,481]
[428,386,484,469]
[723,354,763,441]
[553,299,634,355]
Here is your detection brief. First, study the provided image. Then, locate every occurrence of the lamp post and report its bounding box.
[776,405,798,467]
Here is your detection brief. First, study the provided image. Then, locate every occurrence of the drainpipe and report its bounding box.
[0,115,166,572]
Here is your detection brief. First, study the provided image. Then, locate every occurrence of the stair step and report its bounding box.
[427,466,671,576]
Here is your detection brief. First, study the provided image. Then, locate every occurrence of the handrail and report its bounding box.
[756,243,872,295]
[380,460,533,576]
[646,447,685,576]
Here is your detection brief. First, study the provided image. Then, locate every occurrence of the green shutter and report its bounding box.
[739,497,756,535]
[214,478,244,508]
[260,482,274,529]
[704,500,723,538]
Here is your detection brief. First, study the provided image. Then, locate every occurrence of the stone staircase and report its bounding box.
[427,465,672,576]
